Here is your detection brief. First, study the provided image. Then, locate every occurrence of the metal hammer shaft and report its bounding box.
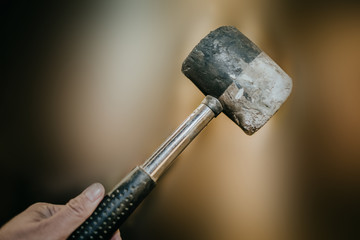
[69,96,222,240]
[142,95,223,181]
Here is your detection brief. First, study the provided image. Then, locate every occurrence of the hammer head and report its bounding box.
[182,26,292,135]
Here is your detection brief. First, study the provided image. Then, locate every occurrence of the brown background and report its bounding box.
[1,0,359,239]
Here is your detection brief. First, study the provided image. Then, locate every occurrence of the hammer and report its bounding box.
[69,26,292,240]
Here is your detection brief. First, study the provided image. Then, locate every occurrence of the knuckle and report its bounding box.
[29,202,47,209]
[26,202,49,214]
[66,197,88,218]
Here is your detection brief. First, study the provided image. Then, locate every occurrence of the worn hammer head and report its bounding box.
[182,26,292,135]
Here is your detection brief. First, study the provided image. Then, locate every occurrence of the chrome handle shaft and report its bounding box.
[141,96,222,181]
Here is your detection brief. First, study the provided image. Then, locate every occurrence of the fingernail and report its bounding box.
[85,183,103,202]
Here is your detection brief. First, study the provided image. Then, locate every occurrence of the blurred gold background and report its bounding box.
[1,0,359,239]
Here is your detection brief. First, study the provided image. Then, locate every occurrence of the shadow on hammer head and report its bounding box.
[182,26,292,135]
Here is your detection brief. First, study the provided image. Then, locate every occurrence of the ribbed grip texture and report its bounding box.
[68,167,155,240]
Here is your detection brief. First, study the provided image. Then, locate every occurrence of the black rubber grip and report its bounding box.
[68,167,156,240]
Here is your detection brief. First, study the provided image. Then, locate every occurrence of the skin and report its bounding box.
[0,183,121,240]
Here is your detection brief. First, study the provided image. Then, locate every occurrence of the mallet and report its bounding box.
[69,26,292,240]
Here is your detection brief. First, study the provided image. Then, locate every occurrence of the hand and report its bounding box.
[0,183,121,240]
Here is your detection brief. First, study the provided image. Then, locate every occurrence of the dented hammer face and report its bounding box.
[182,26,292,135]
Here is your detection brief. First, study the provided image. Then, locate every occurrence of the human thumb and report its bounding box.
[49,183,105,239]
